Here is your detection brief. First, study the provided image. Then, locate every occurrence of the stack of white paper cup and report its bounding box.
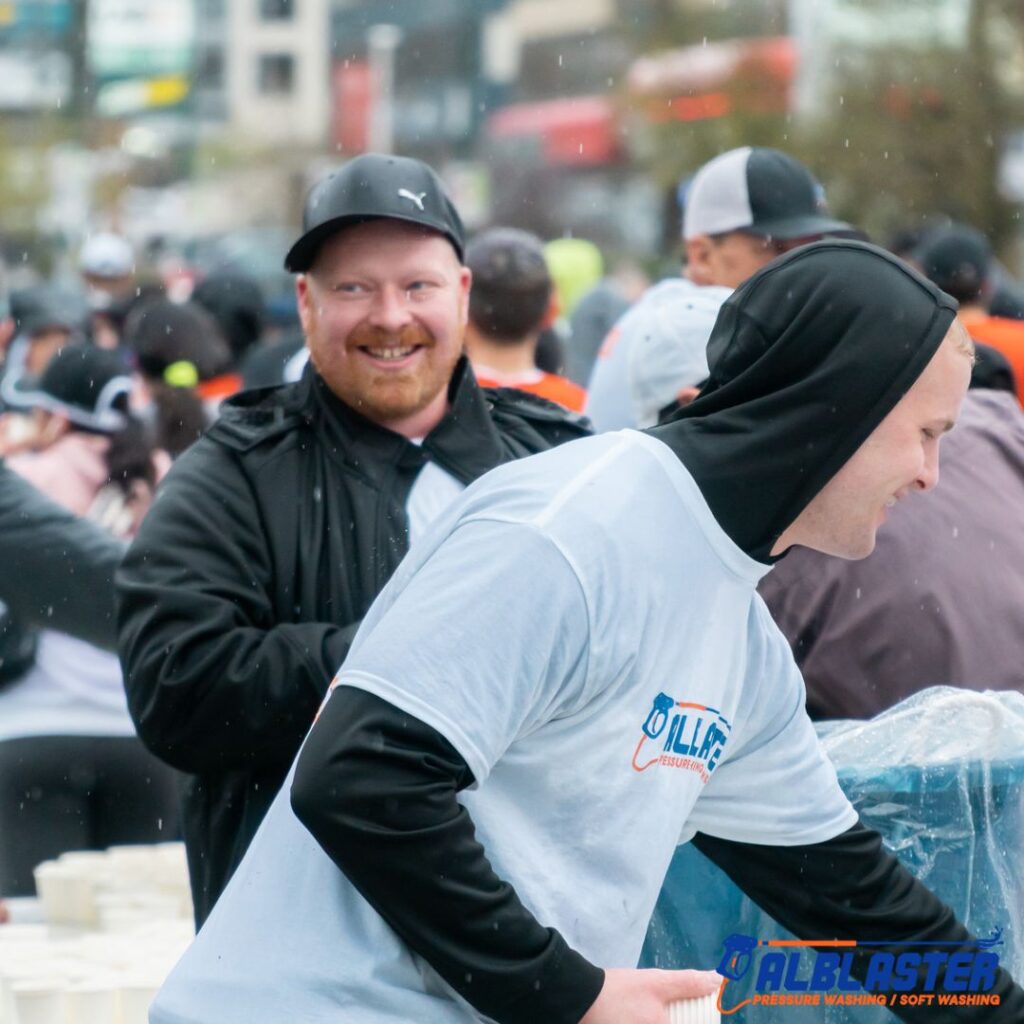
[32,844,192,930]
[668,992,721,1024]
[1,844,194,1024]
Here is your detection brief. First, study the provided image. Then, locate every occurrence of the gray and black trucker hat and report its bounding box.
[682,147,853,241]
[284,153,465,272]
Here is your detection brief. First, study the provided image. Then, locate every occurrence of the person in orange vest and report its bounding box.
[915,223,1024,406]
[465,228,587,413]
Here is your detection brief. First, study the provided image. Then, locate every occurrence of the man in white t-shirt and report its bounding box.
[585,146,854,432]
[150,241,1023,1024]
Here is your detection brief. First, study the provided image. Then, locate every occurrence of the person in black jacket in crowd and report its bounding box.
[115,154,589,926]
[0,460,124,648]
[0,461,128,919]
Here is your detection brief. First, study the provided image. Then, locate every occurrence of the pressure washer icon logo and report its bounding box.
[632,691,732,781]
[718,934,757,981]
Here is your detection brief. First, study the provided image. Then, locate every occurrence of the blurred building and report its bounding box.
[193,0,228,122]
[225,0,331,147]
[788,0,972,118]
[0,0,74,114]
[329,0,650,250]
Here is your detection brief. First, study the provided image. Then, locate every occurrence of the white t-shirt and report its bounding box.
[0,631,136,742]
[151,430,856,1024]
[406,456,466,545]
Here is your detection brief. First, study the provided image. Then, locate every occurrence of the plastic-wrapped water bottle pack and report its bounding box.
[642,688,1024,1022]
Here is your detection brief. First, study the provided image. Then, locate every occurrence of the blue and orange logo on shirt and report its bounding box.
[631,692,731,783]
[713,929,1004,1014]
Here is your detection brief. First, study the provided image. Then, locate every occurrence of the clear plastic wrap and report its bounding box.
[641,687,1024,1020]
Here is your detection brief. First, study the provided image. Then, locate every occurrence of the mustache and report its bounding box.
[348,322,435,349]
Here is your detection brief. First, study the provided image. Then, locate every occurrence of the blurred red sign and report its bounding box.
[487,95,618,167]
[332,59,371,153]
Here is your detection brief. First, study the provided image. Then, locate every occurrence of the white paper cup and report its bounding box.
[668,992,721,1024]
[118,980,160,1024]
[67,982,119,1024]
[11,980,68,1024]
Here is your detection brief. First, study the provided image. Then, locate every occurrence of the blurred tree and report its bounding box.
[618,0,793,252]
[791,0,1023,252]
[619,0,1024,260]
[619,0,787,50]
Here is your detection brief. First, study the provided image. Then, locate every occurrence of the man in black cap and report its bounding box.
[116,153,588,925]
[150,241,1021,1023]
[0,286,86,416]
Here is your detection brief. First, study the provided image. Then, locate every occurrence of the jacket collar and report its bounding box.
[306,356,509,485]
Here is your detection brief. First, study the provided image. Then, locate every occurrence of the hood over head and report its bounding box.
[649,239,958,562]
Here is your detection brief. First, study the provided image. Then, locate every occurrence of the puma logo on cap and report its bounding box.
[398,189,427,211]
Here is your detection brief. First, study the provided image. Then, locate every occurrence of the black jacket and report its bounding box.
[116,358,588,925]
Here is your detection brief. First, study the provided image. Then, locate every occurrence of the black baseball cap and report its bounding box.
[682,147,854,241]
[11,285,87,338]
[284,153,465,272]
[914,223,991,304]
[6,344,132,433]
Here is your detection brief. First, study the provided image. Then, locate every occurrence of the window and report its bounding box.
[196,46,224,90]
[258,53,295,95]
[259,0,295,19]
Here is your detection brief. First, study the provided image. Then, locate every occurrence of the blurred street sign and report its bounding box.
[88,0,195,78]
[332,60,372,153]
[95,75,190,118]
[0,50,70,110]
[0,1,72,33]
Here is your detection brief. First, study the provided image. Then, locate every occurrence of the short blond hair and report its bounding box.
[950,318,976,366]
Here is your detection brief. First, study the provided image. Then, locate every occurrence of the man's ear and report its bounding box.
[36,411,70,448]
[539,291,559,330]
[675,385,701,407]
[457,266,472,327]
[684,236,716,286]
[296,275,314,337]
[0,318,14,357]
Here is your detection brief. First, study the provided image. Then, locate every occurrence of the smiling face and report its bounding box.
[772,322,974,560]
[297,219,471,437]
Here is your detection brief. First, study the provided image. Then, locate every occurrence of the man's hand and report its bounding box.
[580,967,721,1024]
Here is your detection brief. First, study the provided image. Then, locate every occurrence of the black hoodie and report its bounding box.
[651,239,958,561]
[291,243,1021,1024]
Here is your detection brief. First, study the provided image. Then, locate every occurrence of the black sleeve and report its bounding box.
[692,824,1024,1021]
[116,444,358,776]
[0,461,125,648]
[291,687,605,1024]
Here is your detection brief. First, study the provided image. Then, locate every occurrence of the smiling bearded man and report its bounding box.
[115,153,589,927]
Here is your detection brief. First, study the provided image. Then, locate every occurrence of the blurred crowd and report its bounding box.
[1,144,1023,924]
